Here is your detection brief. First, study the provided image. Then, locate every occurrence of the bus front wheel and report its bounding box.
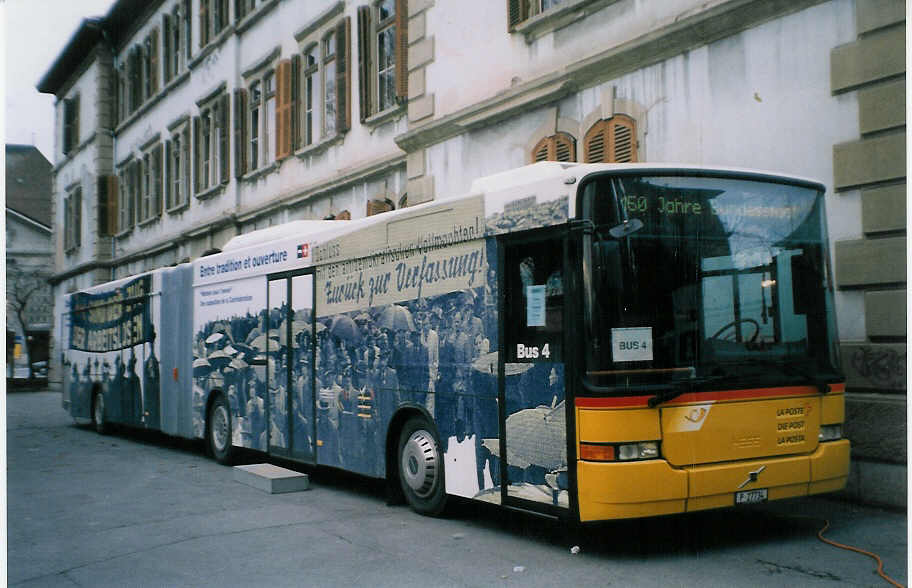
[92,390,108,435]
[207,394,235,465]
[398,417,446,516]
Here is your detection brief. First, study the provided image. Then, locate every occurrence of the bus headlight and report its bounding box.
[618,441,659,461]
[818,424,842,442]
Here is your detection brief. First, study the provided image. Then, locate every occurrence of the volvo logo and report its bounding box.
[737,465,766,489]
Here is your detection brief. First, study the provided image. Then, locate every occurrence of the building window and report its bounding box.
[63,186,82,251]
[236,0,263,21]
[62,95,79,155]
[264,72,276,164]
[357,0,407,121]
[200,0,229,47]
[117,160,139,233]
[194,92,229,193]
[166,123,191,210]
[163,3,187,84]
[323,31,337,137]
[532,132,576,163]
[582,115,637,163]
[249,80,260,170]
[293,15,350,148]
[508,0,567,28]
[139,144,163,222]
[302,46,317,147]
[143,29,159,100]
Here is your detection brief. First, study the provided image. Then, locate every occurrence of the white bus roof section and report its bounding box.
[222,220,347,251]
[193,162,825,288]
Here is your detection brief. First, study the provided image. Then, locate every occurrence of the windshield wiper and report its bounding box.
[647,375,732,408]
[749,358,832,395]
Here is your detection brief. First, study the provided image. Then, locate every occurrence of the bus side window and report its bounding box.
[505,238,563,362]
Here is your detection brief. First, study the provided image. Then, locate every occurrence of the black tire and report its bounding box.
[207,394,235,465]
[92,390,108,435]
[397,416,446,516]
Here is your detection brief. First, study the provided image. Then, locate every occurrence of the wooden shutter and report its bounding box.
[554,132,575,162]
[184,0,192,59]
[164,140,172,209]
[507,0,524,30]
[150,28,160,94]
[611,116,636,162]
[154,144,163,213]
[193,115,201,193]
[98,175,118,236]
[395,0,408,100]
[366,198,393,217]
[357,5,371,122]
[219,94,229,183]
[75,189,82,246]
[182,125,191,201]
[584,115,637,163]
[532,137,550,162]
[532,133,576,163]
[200,0,209,46]
[234,89,248,178]
[162,14,172,82]
[291,53,301,150]
[336,17,351,133]
[219,0,229,30]
[275,59,292,160]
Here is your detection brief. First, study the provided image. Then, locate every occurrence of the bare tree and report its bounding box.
[6,263,51,379]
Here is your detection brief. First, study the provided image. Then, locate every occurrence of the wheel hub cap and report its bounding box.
[401,430,438,498]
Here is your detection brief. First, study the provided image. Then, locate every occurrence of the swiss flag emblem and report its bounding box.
[297,243,310,258]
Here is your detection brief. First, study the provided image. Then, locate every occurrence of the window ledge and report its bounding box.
[363,104,406,129]
[188,26,236,71]
[241,161,278,182]
[64,245,81,255]
[295,133,343,159]
[166,201,190,215]
[115,228,134,239]
[195,182,227,201]
[236,0,280,35]
[137,215,161,228]
[513,0,618,42]
[54,135,96,172]
[115,70,190,135]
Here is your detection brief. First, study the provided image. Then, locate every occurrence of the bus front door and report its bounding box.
[266,272,316,463]
[502,235,569,509]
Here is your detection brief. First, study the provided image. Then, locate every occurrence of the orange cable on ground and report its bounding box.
[815,519,905,588]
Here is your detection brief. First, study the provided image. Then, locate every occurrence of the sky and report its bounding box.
[4,0,117,162]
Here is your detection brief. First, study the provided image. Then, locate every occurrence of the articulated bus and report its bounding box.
[62,162,850,521]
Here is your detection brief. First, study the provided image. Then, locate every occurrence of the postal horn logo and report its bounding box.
[684,407,707,423]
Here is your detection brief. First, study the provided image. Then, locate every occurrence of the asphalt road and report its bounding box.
[7,390,908,587]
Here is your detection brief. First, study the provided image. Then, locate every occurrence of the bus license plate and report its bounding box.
[735,488,768,505]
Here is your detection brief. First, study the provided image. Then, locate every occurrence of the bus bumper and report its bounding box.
[576,439,850,522]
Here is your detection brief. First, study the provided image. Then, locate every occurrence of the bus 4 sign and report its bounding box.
[612,327,653,362]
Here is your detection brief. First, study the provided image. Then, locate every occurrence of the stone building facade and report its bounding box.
[40,0,905,507]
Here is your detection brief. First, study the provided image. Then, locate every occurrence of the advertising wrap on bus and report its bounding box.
[61,163,849,523]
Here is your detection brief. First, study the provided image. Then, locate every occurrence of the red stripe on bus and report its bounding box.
[575,383,845,408]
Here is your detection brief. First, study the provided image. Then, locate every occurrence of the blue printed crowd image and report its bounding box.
[192,281,501,478]
[63,275,162,432]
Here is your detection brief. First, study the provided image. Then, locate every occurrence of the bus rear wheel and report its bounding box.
[92,391,108,435]
[398,417,446,516]
[207,394,235,465]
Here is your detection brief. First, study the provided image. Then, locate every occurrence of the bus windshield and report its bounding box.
[581,173,841,394]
